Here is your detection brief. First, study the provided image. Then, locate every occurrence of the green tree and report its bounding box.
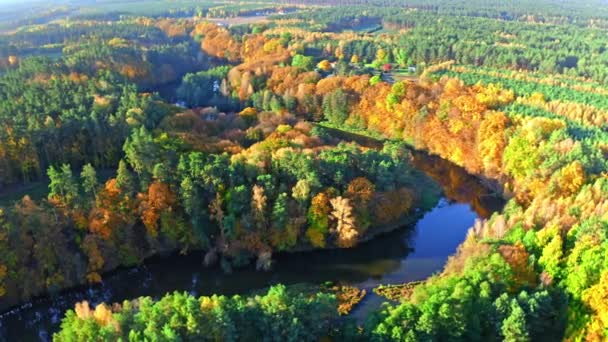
[369,75,382,85]
[80,163,98,199]
[386,82,407,109]
[116,159,135,194]
[48,164,79,205]
[501,300,530,342]
[226,185,249,217]
[291,54,314,71]
[322,89,348,125]
[270,95,283,113]
[393,48,409,67]
[152,162,170,183]
[123,127,160,188]
[54,285,337,341]
[272,193,288,229]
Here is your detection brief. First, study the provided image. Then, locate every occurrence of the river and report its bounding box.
[0,143,504,341]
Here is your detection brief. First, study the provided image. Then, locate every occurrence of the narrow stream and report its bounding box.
[0,147,504,341]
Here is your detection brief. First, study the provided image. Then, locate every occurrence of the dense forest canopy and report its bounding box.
[1,0,608,340]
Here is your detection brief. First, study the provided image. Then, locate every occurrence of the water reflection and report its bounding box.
[410,151,504,219]
[0,198,482,341]
[0,131,505,340]
[1,228,413,340]
[318,125,505,219]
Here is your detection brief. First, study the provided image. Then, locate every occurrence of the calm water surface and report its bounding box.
[0,151,504,341]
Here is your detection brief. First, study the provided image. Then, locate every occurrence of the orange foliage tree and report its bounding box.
[345,177,375,206]
[373,188,414,224]
[138,181,176,237]
[193,22,242,62]
[498,243,537,291]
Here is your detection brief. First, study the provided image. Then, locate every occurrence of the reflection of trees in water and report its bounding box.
[318,125,504,219]
[3,222,415,341]
[272,227,414,283]
[77,226,414,302]
[410,151,504,219]
[9,128,505,340]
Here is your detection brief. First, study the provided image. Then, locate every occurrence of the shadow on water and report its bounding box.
[0,129,505,341]
[410,151,505,219]
[0,225,415,341]
[319,124,505,219]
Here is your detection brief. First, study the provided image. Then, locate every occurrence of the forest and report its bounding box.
[1,0,608,341]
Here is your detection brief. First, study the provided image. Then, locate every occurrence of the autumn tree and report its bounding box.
[81,235,104,283]
[477,111,509,177]
[251,185,268,231]
[330,196,358,248]
[583,271,608,340]
[374,48,389,67]
[550,161,585,197]
[209,192,226,241]
[498,243,537,291]
[373,188,414,224]
[292,179,311,208]
[345,176,375,205]
[194,23,241,62]
[306,192,331,248]
[139,181,176,237]
[317,60,332,72]
[88,178,137,243]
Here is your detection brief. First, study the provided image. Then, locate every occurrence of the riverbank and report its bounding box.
[316,122,506,198]
[0,142,505,340]
[0,183,440,315]
[1,196,491,340]
[0,118,455,314]
[0,120,506,341]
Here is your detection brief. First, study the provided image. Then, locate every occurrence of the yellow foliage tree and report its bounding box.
[553,161,585,197]
[317,59,332,72]
[375,48,387,63]
[263,39,281,53]
[478,111,509,176]
[474,83,515,109]
[306,192,331,248]
[583,271,608,340]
